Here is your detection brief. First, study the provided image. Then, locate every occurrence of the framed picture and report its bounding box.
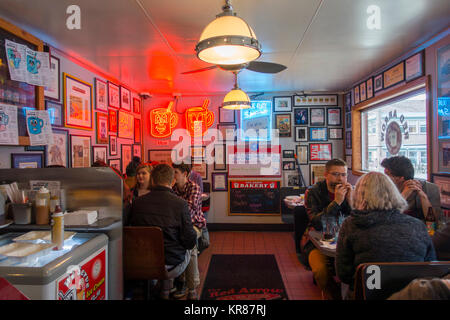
[214,144,226,170]
[310,164,326,185]
[346,155,352,170]
[354,86,360,104]
[438,140,450,173]
[96,112,109,144]
[46,100,63,127]
[310,108,325,126]
[63,73,93,130]
[134,118,141,143]
[95,78,108,112]
[219,107,235,123]
[295,126,308,142]
[11,153,43,169]
[345,92,352,112]
[383,61,405,89]
[359,82,367,102]
[92,146,107,164]
[108,81,120,109]
[406,51,425,82]
[283,150,295,158]
[212,172,228,192]
[283,161,296,171]
[309,127,328,141]
[329,128,343,140]
[191,146,206,159]
[108,158,121,172]
[133,144,141,158]
[133,97,141,114]
[437,44,449,98]
[294,95,338,106]
[432,174,450,209]
[273,96,292,112]
[121,144,132,174]
[327,108,341,126]
[374,73,384,92]
[366,77,374,99]
[346,112,352,129]
[218,124,237,141]
[284,171,300,187]
[109,135,117,156]
[275,114,291,137]
[296,145,308,164]
[310,143,332,161]
[109,109,118,133]
[192,161,207,180]
[294,108,308,125]
[46,128,69,167]
[148,149,174,166]
[346,131,352,149]
[120,86,131,111]
[44,56,60,101]
[118,111,134,139]
[70,134,91,168]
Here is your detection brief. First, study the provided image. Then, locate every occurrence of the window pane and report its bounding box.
[361,91,427,179]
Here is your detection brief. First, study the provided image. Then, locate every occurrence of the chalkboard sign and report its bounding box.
[229,180,280,216]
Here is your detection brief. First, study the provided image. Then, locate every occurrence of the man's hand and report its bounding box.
[344,183,353,204]
[334,184,348,206]
[401,179,423,200]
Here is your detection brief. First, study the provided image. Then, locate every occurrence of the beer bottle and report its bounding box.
[425,207,436,236]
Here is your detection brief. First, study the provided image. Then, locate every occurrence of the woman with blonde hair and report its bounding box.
[336,171,436,298]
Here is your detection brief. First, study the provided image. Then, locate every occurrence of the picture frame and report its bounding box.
[95,78,108,112]
[218,124,237,141]
[309,127,328,141]
[107,81,120,109]
[345,92,352,112]
[283,150,295,158]
[437,44,449,98]
[296,145,308,165]
[345,112,352,129]
[295,126,308,142]
[92,146,107,164]
[359,82,367,102]
[118,111,134,139]
[240,102,272,141]
[109,109,118,133]
[366,77,374,99]
[294,108,308,125]
[329,128,343,140]
[121,144,132,174]
[273,96,292,112]
[405,51,425,82]
[46,128,69,167]
[283,160,296,171]
[310,164,326,185]
[346,155,352,170]
[70,134,91,168]
[109,135,117,156]
[133,144,141,158]
[310,108,325,126]
[346,131,352,149]
[11,153,43,169]
[219,107,235,123]
[148,149,174,166]
[134,118,141,143]
[214,144,227,170]
[383,61,405,89]
[374,73,384,92]
[438,140,450,173]
[212,172,228,192]
[310,143,332,161]
[191,161,207,180]
[45,100,63,127]
[96,112,109,144]
[354,86,360,104]
[120,86,131,111]
[63,73,93,130]
[44,55,60,101]
[327,107,341,126]
[432,174,450,209]
[293,95,338,106]
[133,97,141,114]
[275,113,291,137]
[108,158,121,172]
[284,171,300,187]
[191,145,206,159]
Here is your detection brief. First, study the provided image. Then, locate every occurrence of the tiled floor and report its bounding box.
[197,231,323,300]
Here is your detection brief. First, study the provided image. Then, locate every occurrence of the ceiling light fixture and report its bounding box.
[196,0,261,65]
[222,72,251,110]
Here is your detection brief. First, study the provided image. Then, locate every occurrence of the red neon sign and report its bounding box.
[185,99,214,137]
[149,101,179,138]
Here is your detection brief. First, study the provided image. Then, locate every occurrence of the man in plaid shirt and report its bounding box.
[172,163,206,300]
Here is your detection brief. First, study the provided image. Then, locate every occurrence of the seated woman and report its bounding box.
[131,163,153,201]
[336,171,436,299]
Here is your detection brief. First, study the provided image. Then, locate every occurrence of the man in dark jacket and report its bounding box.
[129,164,197,298]
[302,158,353,300]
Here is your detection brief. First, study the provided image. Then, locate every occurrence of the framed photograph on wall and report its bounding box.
[134,118,141,143]
[212,172,228,192]
[295,126,307,142]
[96,112,108,144]
[108,158,121,172]
[92,146,107,164]
[374,73,384,92]
[296,145,308,164]
[354,86,360,104]
[121,144,132,174]
[346,112,352,129]
[218,124,237,141]
[275,114,291,137]
[346,131,352,149]
[148,149,174,166]
[283,161,296,171]
[294,108,308,125]
[383,61,405,89]
[438,140,450,173]
[346,155,352,170]
[45,100,63,127]
[120,86,131,111]
[11,153,44,169]
[309,127,327,141]
[273,96,292,112]
[70,134,91,168]
[327,108,341,126]
[214,144,226,170]
[432,174,450,209]
[133,97,141,114]
[294,95,338,106]
[109,109,118,133]
[63,73,93,130]
[329,128,343,140]
[219,107,235,123]
[191,146,206,159]
[345,92,352,112]
[283,150,295,158]
[310,108,325,126]
[108,81,120,109]
[310,143,332,161]
[44,56,60,101]
[405,51,425,82]
[366,77,374,99]
[437,44,449,98]
[310,164,326,185]
[118,111,134,139]
[192,161,207,180]
[95,78,108,112]
[284,171,299,187]
[359,82,367,102]
[109,135,117,156]
[46,128,69,167]
[133,144,141,158]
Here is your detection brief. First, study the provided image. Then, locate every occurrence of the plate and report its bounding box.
[0,220,13,229]
[13,231,76,243]
[285,195,300,200]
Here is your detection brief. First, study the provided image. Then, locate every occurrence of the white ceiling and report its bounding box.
[0,0,449,96]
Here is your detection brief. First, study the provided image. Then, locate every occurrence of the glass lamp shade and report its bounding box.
[222,88,251,110]
[196,15,261,65]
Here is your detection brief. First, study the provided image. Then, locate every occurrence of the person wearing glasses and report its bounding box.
[302,158,353,300]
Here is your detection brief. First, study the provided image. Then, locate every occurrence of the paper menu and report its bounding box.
[0,103,19,145]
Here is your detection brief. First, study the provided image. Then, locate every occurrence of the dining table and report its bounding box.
[308,230,337,258]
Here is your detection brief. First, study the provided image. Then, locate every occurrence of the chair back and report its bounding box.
[123,226,169,280]
[354,261,450,300]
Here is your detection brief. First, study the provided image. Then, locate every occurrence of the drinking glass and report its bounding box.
[321,215,336,241]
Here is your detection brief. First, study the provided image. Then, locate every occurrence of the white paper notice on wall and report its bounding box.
[0,103,19,145]
[26,109,53,146]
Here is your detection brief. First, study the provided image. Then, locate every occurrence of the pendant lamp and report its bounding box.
[222,72,251,110]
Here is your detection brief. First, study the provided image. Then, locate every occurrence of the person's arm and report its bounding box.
[306,186,347,228]
[185,183,202,218]
[335,220,356,285]
[179,201,197,250]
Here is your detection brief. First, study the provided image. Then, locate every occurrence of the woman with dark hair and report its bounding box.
[130,163,152,201]
[125,156,141,189]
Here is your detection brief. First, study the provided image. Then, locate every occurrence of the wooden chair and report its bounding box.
[354,261,450,300]
[123,226,169,299]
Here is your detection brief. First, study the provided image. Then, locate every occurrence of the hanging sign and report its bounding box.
[149,101,178,138]
[26,109,53,145]
[0,103,19,145]
[185,99,214,137]
[380,109,409,155]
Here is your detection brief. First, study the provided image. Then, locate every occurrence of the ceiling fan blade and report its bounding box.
[246,61,287,74]
[181,65,218,74]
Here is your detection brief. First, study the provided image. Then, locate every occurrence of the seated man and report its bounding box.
[302,158,353,300]
[381,156,441,221]
[128,164,197,299]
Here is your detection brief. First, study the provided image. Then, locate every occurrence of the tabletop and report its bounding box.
[309,230,336,258]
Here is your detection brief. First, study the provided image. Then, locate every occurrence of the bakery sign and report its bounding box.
[380,109,409,155]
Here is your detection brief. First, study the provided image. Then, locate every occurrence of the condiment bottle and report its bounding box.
[35,186,50,225]
[425,207,436,236]
[50,191,60,214]
[51,205,64,250]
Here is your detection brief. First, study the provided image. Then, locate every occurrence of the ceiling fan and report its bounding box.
[181,61,286,75]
